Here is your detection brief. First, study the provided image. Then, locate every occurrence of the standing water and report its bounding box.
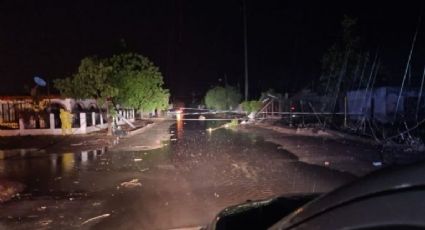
[0,118,354,229]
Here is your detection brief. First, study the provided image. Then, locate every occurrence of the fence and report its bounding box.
[0,109,135,136]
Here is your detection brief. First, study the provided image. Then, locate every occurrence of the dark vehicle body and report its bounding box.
[207,161,425,230]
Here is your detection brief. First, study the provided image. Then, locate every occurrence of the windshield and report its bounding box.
[1,1,424,229]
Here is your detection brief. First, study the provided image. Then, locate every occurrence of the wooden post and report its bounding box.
[344,96,347,128]
[271,99,274,117]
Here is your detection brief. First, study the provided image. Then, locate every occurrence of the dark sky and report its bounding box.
[0,0,424,101]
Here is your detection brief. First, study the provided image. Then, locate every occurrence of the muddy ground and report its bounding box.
[0,120,388,229]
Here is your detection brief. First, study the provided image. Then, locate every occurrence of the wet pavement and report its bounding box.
[0,119,361,229]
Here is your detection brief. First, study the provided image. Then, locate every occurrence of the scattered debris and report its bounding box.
[170,138,177,141]
[0,180,25,203]
[199,115,206,120]
[70,142,83,146]
[37,206,47,211]
[38,219,52,226]
[372,161,382,167]
[133,158,143,162]
[113,138,120,145]
[214,192,220,198]
[120,179,142,188]
[81,213,110,225]
[133,145,150,149]
[92,202,102,207]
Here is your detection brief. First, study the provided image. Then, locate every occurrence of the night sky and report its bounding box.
[1,0,424,102]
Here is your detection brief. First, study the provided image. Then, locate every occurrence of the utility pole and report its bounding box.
[243,0,249,101]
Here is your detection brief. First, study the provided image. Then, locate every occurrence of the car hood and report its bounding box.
[271,161,425,229]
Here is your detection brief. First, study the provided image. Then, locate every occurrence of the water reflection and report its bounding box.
[0,148,44,160]
[176,113,184,139]
[81,151,88,163]
[50,154,58,173]
[0,147,106,193]
[61,153,75,174]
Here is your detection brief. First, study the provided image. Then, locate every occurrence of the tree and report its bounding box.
[54,57,118,135]
[54,53,170,134]
[204,85,242,110]
[318,15,365,98]
[54,57,118,101]
[108,53,169,116]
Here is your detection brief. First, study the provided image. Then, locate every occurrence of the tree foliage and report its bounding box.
[241,100,263,113]
[54,57,118,105]
[54,53,169,112]
[204,85,242,110]
[109,53,169,112]
[318,15,366,96]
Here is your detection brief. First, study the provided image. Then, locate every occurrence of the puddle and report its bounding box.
[0,148,46,160]
[0,148,107,194]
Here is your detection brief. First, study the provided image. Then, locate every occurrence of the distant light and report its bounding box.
[207,128,212,132]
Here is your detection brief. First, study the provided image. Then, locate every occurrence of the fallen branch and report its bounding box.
[81,213,110,225]
[384,118,425,142]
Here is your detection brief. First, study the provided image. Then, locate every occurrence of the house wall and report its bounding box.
[0,97,112,129]
[346,87,422,123]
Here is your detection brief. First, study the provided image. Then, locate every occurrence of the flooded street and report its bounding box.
[0,120,357,229]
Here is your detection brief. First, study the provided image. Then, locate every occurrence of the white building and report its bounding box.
[0,95,135,136]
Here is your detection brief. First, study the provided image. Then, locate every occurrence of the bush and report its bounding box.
[205,85,242,110]
[230,119,238,127]
[249,100,263,112]
[241,100,263,113]
[241,101,250,112]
